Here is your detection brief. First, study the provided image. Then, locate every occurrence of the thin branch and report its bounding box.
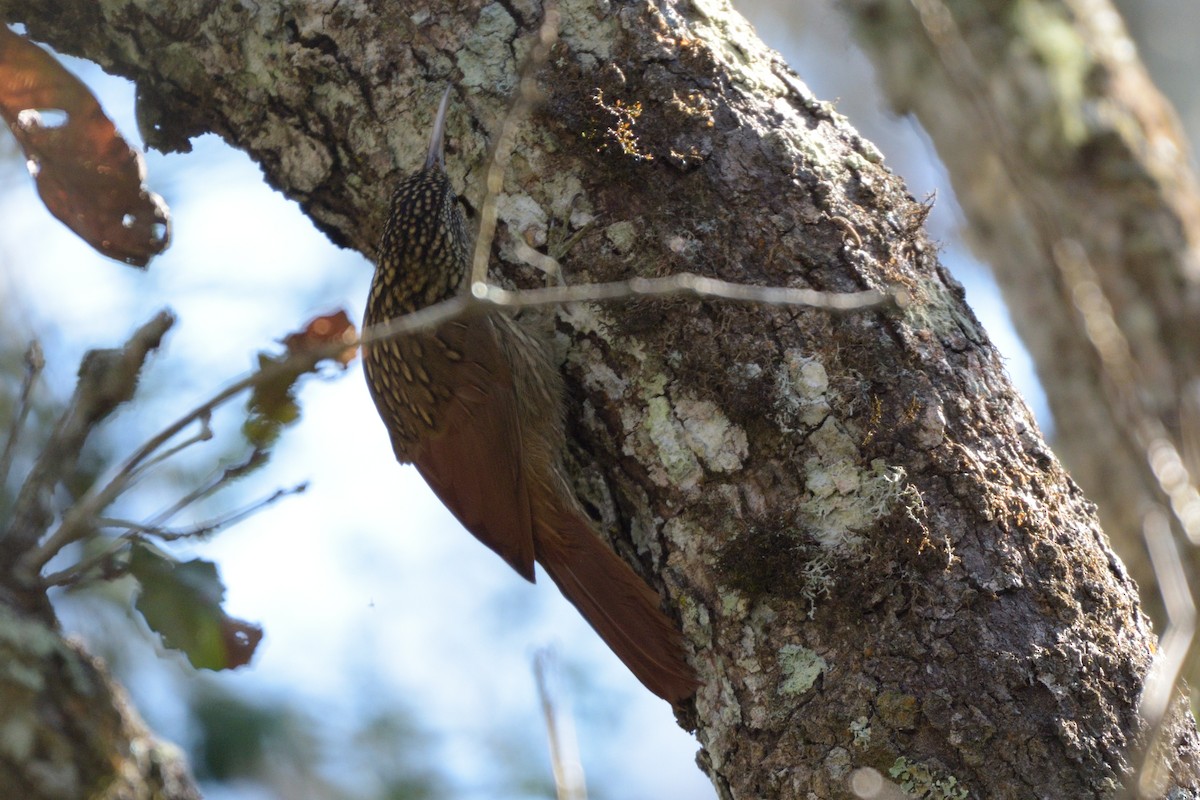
[513,238,566,284]
[134,410,213,477]
[40,538,128,589]
[15,353,318,578]
[41,483,307,588]
[357,273,903,355]
[471,273,906,314]
[157,482,305,539]
[2,311,174,574]
[1135,508,1196,799]
[533,648,587,800]
[468,3,560,286]
[142,449,266,531]
[0,340,45,491]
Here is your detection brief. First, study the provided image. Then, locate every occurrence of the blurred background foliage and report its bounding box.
[0,1,1196,798]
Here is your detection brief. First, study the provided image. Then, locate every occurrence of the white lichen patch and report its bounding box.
[824,747,854,782]
[775,350,833,428]
[665,232,701,258]
[580,357,628,402]
[561,307,651,401]
[630,376,704,490]
[687,0,781,94]
[850,716,871,748]
[801,418,922,550]
[559,302,613,339]
[564,307,745,489]
[804,418,863,497]
[889,757,969,800]
[799,554,834,618]
[778,644,826,695]
[718,586,748,618]
[455,3,517,94]
[912,400,947,450]
[274,127,333,194]
[496,192,548,249]
[539,171,594,229]
[676,397,748,473]
[904,273,985,347]
[570,208,597,229]
[557,0,617,62]
[626,377,748,489]
[604,220,638,253]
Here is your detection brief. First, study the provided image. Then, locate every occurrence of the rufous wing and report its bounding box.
[411,317,537,582]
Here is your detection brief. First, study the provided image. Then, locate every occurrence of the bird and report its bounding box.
[362,88,698,704]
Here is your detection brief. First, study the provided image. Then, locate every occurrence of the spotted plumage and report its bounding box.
[363,165,467,449]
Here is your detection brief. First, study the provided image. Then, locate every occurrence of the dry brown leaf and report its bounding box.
[0,28,169,267]
[282,310,359,367]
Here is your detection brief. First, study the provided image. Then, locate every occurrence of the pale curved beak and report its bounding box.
[424,86,452,171]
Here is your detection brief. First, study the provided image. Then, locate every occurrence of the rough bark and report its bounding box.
[842,0,1200,628]
[0,602,201,800]
[2,0,1198,797]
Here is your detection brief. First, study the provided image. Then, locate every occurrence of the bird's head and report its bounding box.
[377,87,468,292]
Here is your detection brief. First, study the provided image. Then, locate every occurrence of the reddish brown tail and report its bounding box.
[535,505,698,704]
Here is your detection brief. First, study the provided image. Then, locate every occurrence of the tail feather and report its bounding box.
[535,507,698,704]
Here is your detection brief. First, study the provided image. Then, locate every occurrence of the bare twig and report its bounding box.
[159,482,305,538]
[0,340,45,491]
[470,272,905,313]
[468,3,560,286]
[14,349,312,579]
[357,272,902,357]
[41,483,306,588]
[3,311,174,575]
[513,239,567,284]
[142,449,267,532]
[1134,509,1196,798]
[134,410,213,476]
[533,648,587,800]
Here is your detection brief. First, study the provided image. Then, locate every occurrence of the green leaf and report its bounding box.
[241,310,357,449]
[242,352,302,449]
[129,542,262,670]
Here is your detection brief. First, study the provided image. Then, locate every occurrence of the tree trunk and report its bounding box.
[3,0,1198,797]
[842,0,1200,633]
[0,599,201,799]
